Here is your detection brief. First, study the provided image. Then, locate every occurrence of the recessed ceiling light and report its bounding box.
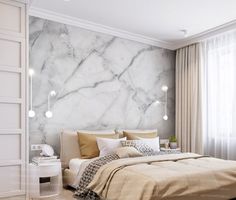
[64,0,71,2]
[180,29,188,38]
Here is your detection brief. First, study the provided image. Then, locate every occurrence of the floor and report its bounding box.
[43,189,75,200]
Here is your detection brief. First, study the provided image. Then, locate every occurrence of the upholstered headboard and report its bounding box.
[60,130,116,168]
[60,129,158,168]
[60,130,80,169]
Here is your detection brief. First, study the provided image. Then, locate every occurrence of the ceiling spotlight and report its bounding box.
[180,29,188,38]
[64,0,71,1]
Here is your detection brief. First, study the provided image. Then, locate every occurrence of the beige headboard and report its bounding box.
[60,130,80,169]
[60,130,116,168]
[60,129,158,168]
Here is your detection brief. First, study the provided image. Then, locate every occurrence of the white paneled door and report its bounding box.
[0,0,27,199]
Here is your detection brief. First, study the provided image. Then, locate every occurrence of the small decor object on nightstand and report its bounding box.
[169,135,178,149]
[164,141,169,149]
[40,144,55,157]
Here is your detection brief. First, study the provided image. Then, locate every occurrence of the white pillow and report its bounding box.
[138,137,160,152]
[96,137,127,157]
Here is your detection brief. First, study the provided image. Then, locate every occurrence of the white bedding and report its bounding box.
[66,157,98,187]
[69,158,89,174]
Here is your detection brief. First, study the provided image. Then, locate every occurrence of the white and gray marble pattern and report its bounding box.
[29,16,176,155]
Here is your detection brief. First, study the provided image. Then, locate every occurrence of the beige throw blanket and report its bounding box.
[88,153,236,200]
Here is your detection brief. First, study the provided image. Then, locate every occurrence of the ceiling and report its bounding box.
[30,0,236,49]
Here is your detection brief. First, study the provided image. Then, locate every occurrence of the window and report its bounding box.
[202,31,236,160]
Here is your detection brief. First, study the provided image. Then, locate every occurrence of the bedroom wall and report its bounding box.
[29,16,176,155]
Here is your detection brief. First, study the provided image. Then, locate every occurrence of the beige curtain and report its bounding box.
[176,43,203,154]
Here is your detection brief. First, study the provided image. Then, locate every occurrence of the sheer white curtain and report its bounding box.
[202,30,236,160]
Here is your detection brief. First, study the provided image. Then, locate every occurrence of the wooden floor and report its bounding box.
[43,189,75,200]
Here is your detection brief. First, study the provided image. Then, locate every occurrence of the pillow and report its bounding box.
[138,137,160,152]
[115,147,143,158]
[77,132,119,159]
[96,137,126,157]
[123,130,158,140]
[121,140,154,154]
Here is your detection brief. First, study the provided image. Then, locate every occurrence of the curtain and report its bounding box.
[202,30,236,160]
[176,44,203,154]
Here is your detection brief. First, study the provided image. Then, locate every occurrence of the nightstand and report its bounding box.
[161,147,181,153]
[29,162,62,199]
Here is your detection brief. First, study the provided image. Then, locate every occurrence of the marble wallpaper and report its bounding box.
[29,16,176,155]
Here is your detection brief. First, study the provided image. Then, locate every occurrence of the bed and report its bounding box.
[60,130,236,200]
[60,130,115,188]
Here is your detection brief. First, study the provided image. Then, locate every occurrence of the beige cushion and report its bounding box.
[115,147,143,158]
[116,129,158,138]
[77,132,119,159]
[123,130,158,140]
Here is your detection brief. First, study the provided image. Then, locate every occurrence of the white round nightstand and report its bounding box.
[29,162,62,199]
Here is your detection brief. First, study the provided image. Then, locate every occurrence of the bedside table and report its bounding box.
[161,147,181,153]
[29,162,62,199]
